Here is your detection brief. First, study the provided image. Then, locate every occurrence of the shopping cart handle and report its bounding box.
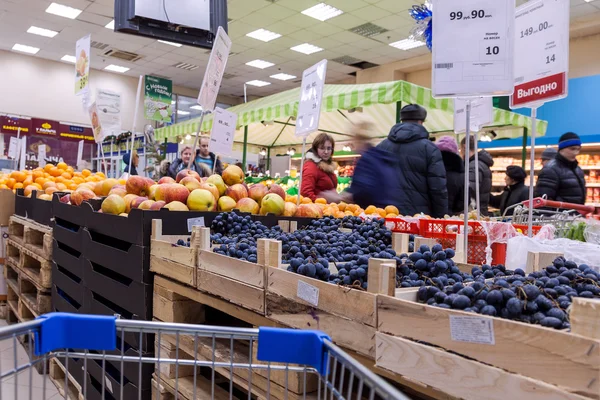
[34,313,117,356]
[521,198,595,215]
[257,327,331,375]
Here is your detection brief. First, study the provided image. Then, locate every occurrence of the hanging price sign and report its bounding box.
[209,107,237,155]
[453,97,493,133]
[295,59,328,138]
[432,0,515,98]
[510,0,569,108]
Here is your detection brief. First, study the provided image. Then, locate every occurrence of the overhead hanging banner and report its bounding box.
[75,34,91,96]
[295,59,328,138]
[144,75,173,122]
[510,0,570,108]
[96,89,122,138]
[431,0,515,98]
[0,116,31,134]
[453,98,493,133]
[209,107,237,155]
[197,26,232,113]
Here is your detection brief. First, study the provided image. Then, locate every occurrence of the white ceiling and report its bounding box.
[0,0,599,99]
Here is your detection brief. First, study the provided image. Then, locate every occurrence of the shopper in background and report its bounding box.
[377,104,448,217]
[122,150,139,175]
[195,136,223,176]
[167,146,203,179]
[490,166,529,216]
[535,132,586,204]
[460,136,494,216]
[300,133,338,201]
[435,136,465,215]
[541,147,558,167]
[320,118,402,209]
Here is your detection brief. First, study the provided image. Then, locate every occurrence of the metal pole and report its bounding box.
[528,107,538,237]
[187,111,207,170]
[474,130,480,220]
[266,147,271,172]
[242,126,248,173]
[297,138,307,206]
[128,75,144,176]
[521,127,528,170]
[463,100,472,261]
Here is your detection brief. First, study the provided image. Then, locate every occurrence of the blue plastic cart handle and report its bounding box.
[34,313,117,356]
[256,327,331,375]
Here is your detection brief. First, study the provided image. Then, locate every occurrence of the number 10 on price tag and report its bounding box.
[432,0,515,98]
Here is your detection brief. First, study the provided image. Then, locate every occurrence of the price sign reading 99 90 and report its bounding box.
[510,0,569,108]
[432,0,515,98]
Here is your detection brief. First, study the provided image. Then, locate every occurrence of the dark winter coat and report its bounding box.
[300,151,338,201]
[346,145,403,209]
[468,150,494,216]
[441,151,465,215]
[377,122,448,218]
[535,153,586,204]
[167,158,206,179]
[490,181,530,216]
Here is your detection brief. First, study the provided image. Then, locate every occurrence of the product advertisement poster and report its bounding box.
[144,75,173,122]
[88,102,104,143]
[75,34,91,96]
[96,89,122,138]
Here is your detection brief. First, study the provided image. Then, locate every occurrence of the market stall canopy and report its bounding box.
[155,81,547,147]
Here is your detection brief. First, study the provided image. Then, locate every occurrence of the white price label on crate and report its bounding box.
[432,0,515,98]
[510,0,569,108]
[449,315,495,345]
[187,217,205,232]
[297,280,319,307]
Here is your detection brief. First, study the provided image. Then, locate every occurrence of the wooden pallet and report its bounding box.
[4,259,51,316]
[8,215,52,259]
[6,239,52,289]
[49,358,82,400]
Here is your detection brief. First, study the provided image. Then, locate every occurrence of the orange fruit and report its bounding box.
[44,164,54,172]
[365,205,377,215]
[35,177,47,186]
[57,162,68,170]
[32,170,44,180]
[67,183,77,190]
[346,204,358,212]
[61,172,72,179]
[118,179,126,186]
[13,183,23,189]
[49,167,62,177]
[95,172,105,178]
[11,171,26,182]
[376,208,386,218]
[344,211,354,216]
[43,181,57,190]
[45,187,59,196]
[55,176,65,183]
[385,205,399,215]
[66,166,74,174]
[22,178,33,187]
[338,202,347,211]
[301,197,312,204]
[72,177,84,184]
[315,198,327,205]
[386,213,398,218]
[56,183,67,190]
[6,178,16,189]
[334,211,345,219]
[0,184,8,190]
[81,169,91,177]
[354,208,363,216]
[24,185,38,197]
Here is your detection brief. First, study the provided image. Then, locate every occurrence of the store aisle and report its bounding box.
[0,319,61,400]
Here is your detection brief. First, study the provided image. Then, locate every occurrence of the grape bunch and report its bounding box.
[176,238,191,247]
[416,256,600,329]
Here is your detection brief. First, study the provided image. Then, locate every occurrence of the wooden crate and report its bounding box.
[49,358,82,400]
[8,215,52,259]
[377,295,600,399]
[18,269,51,315]
[6,239,52,289]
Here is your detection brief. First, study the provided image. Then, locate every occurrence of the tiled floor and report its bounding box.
[0,319,62,400]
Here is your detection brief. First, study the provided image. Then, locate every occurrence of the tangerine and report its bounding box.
[44,164,54,172]
[365,205,377,214]
[315,198,327,204]
[57,162,68,170]
[6,178,16,189]
[11,171,26,182]
[13,183,23,189]
[49,167,62,177]
[81,169,91,177]
[385,205,400,215]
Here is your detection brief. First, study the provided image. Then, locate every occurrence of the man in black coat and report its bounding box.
[460,136,494,216]
[377,104,448,218]
[490,166,530,216]
[435,136,466,215]
[535,132,586,204]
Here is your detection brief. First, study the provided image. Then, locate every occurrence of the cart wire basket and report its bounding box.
[0,313,409,400]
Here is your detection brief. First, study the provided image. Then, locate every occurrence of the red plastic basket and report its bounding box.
[384,218,420,234]
[512,224,542,236]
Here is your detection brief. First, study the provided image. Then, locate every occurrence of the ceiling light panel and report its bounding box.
[270,73,296,81]
[61,55,76,63]
[45,2,82,19]
[12,44,40,54]
[301,3,343,21]
[158,40,182,47]
[27,26,58,38]
[246,29,281,42]
[104,64,130,73]
[290,43,323,55]
[245,59,275,69]
[389,38,425,50]
[246,80,271,87]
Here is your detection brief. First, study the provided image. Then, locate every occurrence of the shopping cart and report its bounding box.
[505,197,595,238]
[0,313,409,400]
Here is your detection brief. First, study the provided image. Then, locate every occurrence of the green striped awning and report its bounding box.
[155,80,547,146]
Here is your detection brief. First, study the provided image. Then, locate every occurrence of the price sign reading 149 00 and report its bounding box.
[520,21,551,38]
[450,10,491,20]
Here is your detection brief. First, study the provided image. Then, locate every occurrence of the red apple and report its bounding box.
[70,188,95,206]
[59,194,71,204]
[176,169,201,183]
[150,200,166,210]
[218,196,236,212]
[130,196,148,210]
[222,165,244,186]
[267,184,286,200]
[123,194,139,213]
[295,204,323,218]
[101,194,126,215]
[199,182,220,201]
[225,184,248,202]
[108,186,128,197]
[158,177,175,184]
[144,177,155,187]
[248,184,268,205]
[155,183,189,204]
[126,176,152,197]
[180,176,202,192]
[236,198,259,214]
[283,202,297,217]
[187,189,217,211]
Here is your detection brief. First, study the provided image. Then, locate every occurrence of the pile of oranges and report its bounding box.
[0,162,111,200]
[283,194,400,219]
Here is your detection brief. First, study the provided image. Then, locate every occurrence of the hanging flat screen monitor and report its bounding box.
[114,0,228,49]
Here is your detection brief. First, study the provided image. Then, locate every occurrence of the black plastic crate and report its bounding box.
[14,188,32,219]
[82,229,150,284]
[52,240,84,279]
[82,370,152,400]
[52,262,85,310]
[51,192,94,227]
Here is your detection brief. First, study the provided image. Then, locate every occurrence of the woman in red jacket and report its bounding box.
[300,133,338,201]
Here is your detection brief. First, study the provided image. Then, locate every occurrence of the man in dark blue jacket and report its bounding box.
[377,104,448,217]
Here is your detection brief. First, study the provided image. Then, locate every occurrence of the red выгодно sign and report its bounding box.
[511,72,566,107]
